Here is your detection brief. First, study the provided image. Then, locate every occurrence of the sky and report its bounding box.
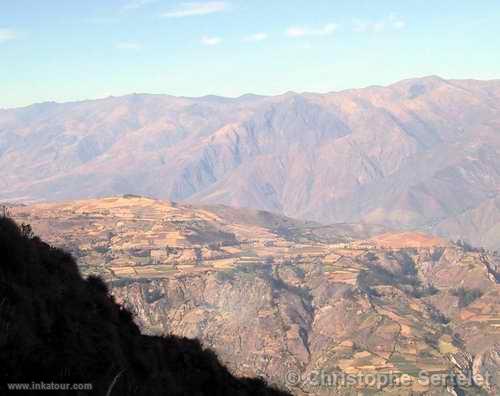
[1,0,500,108]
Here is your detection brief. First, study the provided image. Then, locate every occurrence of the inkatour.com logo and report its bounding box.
[6,382,93,391]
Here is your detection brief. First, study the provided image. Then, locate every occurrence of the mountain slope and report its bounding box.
[2,77,500,248]
[0,215,290,396]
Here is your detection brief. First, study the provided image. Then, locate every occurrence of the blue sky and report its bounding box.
[1,0,500,108]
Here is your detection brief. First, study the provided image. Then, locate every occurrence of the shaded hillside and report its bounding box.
[0,217,289,396]
[2,77,500,248]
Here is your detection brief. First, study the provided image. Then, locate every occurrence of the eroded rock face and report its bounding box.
[112,265,314,384]
[109,253,499,396]
[10,197,500,395]
[473,344,500,394]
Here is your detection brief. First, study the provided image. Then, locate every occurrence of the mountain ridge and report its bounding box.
[5,75,500,111]
[2,76,500,249]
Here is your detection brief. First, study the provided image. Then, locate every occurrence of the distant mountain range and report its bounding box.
[2,76,500,249]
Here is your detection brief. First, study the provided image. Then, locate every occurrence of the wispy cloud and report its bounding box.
[0,28,18,44]
[161,2,228,18]
[286,23,338,38]
[389,14,406,30]
[243,32,268,42]
[123,0,157,10]
[115,41,142,50]
[201,35,222,46]
[353,14,406,33]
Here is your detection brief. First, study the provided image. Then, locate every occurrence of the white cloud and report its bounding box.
[389,14,406,30]
[243,32,268,42]
[115,41,142,50]
[201,35,222,46]
[162,2,228,18]
[0,28,18,43]
[286,23,338,38]
[353,14,406,33]
[123,0,157,10]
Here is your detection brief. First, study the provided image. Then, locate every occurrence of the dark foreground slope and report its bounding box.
[0,217,290,396]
